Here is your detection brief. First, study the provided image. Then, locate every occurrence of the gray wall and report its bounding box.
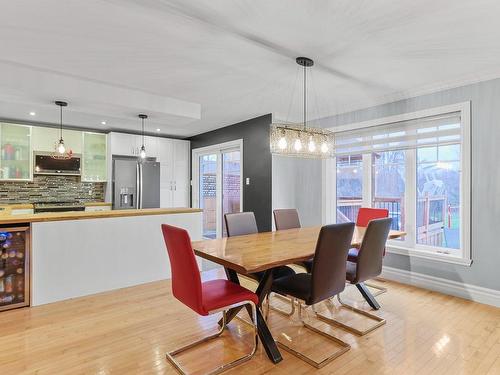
[189,114,273,232]
[273,77,500,291]
[272,156,323,227]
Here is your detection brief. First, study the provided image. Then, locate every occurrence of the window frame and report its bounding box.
[323,102,471,266]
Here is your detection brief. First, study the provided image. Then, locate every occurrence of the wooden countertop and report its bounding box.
[0,203,34,210]
[0,207,202,225]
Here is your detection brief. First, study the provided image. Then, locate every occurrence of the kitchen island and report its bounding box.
[0,207,202,307]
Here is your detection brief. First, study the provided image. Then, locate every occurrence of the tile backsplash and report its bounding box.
[0,175,105,204]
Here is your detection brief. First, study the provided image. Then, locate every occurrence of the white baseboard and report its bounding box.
[381,266,500,308]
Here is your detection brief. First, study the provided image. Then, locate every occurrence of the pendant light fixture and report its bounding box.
[52,100,72,159]
[138,114,147,159]
[270,57,334,159]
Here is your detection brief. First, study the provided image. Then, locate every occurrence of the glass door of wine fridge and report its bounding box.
[0,226,29,311]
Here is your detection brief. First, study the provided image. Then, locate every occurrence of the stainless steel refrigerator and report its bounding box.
[112,156,160,209]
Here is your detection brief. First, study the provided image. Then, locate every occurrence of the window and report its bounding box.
[372,150,405,234]
[416,144,461,250]
[326,103,471,265]
[336,154,363,223]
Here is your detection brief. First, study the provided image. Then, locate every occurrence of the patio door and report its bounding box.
[192,140,243,239]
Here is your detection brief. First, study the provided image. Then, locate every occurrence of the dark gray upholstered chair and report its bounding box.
[273,209,314,272]
[225,212,258,237]
[224,212,295,282]
[273,209,301,230]
[270,223,355,368]
[316,217,393,336]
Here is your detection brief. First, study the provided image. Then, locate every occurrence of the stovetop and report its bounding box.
[34,201,84,208]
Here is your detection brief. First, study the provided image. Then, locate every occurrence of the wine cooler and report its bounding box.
[0,226,30,311]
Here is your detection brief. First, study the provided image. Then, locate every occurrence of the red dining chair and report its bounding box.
[161,224,259,375]
[356,207,390,227]
[348,207,389,298]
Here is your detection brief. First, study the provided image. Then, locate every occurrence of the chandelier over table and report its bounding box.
[270,57,334,159]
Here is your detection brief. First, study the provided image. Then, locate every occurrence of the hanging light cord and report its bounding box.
[142,117,145,146]
[59,105,63,140]
[303,64,307,131]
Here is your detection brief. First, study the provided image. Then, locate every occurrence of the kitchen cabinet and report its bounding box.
[82,132,107,182]
[157,138,190,208]
[109,132,159,158]
[107,132,190,207]
[0,123,32,181]
[31,127,82,154]
[109,132,138,156]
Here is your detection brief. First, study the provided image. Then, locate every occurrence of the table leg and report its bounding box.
[219,268,248,325]
[253,270,283,364]
[221,267,283,364]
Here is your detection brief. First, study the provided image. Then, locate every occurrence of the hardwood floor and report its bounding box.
[1,269,499,374]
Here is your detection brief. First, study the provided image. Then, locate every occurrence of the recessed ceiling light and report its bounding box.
[29,111,36,116]
[156,128,161,132]
[101,121,106,125]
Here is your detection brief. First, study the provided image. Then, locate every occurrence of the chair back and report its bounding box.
[273,209,301,230]
[161,224,203,314]
[356,207,389,227]
[309,222,355,305]
[224,212,258,237]
[354,218,392,283]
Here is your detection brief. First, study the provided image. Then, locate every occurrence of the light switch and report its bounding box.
[246,177,250,185]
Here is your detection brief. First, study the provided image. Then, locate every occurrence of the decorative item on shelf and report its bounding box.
[138,114,147,160]
[270,57,334,159]
[51,101,73,160]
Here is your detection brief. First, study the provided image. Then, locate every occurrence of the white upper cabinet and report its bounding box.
[144,136,158,158]
[82,132,107,182]
[109,132,160,158]
[32,127,82,154]
[0,123,32,181]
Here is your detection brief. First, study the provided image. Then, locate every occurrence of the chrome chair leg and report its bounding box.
[364,279,387,297]
[268,292,296,317]
[315,294,386,336]
[275,298,350,369]
[166,301,258,375]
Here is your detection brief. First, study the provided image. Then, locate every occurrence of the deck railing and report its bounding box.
[337,197,403,230]
[337,195,447,245]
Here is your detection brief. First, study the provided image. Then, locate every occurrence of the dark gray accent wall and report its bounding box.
[189,114,272,231]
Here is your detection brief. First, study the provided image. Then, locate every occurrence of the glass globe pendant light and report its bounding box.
[52,101,72,159]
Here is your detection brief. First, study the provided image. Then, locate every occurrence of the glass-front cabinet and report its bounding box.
[82,132,107,182]
[0,123,32,181]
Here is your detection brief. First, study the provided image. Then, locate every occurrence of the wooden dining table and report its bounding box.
[192,225,406,364]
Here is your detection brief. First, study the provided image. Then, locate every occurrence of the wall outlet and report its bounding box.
[246,177,250,185]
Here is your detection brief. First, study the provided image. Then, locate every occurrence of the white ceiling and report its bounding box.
[1,0,500,137]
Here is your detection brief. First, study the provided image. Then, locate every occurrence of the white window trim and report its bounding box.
[323,102,471,266]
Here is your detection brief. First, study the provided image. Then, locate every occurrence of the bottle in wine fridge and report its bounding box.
[0,226,29,311]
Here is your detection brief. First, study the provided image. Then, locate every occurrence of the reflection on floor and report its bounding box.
[1,269,499,374]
